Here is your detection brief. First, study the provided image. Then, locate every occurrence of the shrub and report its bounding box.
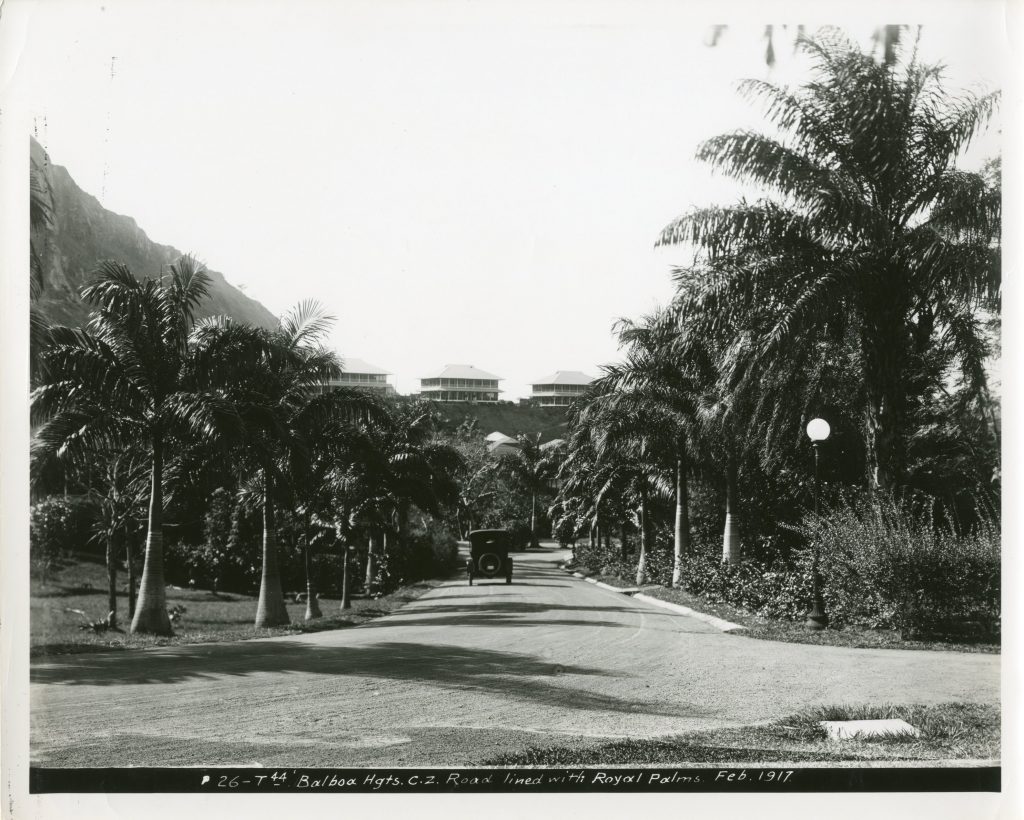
[502,520,532,550]
[675,491,1000,640]
[370,518,461,593]
[799,491,1000,638]
[30,495,99,578]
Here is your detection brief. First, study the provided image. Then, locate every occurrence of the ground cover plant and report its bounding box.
[486,703,1000,765]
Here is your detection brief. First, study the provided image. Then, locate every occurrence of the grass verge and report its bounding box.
[31,555,447,657]
[570,564,998,654]
[485,703,1000,765]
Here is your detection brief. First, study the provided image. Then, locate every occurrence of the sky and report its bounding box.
[4,0,1006,399]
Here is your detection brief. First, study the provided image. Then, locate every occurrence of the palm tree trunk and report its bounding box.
[341,544,351,610]
[105,530,119,627]
[365,531,379,592]
[397,501,410,552]
[131,434,172,635]
[722,454,741,564]
[620,523,628,562]
[335,522,351,610]
[636,484,649,586]
[529,492,540,548]
[862,316,907,490]
[255,469,290,628]
[672,452,691,587]
[302,525,321,621]
[126,526,137,618]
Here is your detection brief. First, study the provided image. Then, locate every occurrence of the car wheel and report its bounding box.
[478,552,502,575]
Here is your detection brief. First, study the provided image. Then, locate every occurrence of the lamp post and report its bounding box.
[805,417,830,630]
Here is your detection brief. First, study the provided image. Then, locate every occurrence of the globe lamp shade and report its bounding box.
[806,418,831,442]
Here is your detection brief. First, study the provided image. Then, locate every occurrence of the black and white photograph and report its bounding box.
[0,0,1018,817]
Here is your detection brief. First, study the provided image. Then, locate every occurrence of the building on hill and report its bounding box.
[529,371,594,407]
[420,364,501,403]
[323,357,395,394]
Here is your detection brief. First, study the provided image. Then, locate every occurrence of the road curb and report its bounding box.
[584,577,641,594]
[632,592,748,633]
[562,565,739,628]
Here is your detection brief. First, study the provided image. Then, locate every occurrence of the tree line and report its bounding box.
[29,261,489,634]
[550,30,1000,598]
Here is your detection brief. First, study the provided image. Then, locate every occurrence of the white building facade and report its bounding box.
[420,364,502,402]
[323,357,395,394]
[529,370,594,407]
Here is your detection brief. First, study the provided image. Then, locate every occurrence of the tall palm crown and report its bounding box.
[32,257,230,634]
[658,30,1000,489]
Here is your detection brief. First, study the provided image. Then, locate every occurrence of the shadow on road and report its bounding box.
[31,640,702,718]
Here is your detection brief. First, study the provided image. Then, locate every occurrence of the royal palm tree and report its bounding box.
[33,258,237,634]
[573,386,668,585]
[658,29,1000,490]
[494,433,561,549]
[603,308,704,584]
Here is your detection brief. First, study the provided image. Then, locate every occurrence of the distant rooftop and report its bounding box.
[530,370,594,386]
[422,364,502,381]
[340,357,390,376]
[485,431,518,444]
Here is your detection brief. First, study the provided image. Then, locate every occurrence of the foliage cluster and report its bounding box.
[30,496,98,576]
[574,491,999,640]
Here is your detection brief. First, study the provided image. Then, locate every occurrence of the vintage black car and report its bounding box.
[467,529,513,585]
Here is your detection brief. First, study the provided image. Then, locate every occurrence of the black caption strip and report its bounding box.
[30,766,1000,794]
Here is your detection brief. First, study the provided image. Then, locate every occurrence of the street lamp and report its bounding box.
[805,417,830,630]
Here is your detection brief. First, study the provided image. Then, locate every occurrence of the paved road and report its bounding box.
[31,546,999,766]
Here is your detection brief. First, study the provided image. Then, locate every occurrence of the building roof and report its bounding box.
[540,438,565,451]
[485,431,518,444]
[422,364,502,381]
[339,357,390,376]
[530,370,595,386]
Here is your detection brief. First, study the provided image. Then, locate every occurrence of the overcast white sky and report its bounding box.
[5,0,1005,398]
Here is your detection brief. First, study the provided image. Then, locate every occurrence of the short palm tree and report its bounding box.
[574,386,668,585]
[33,258,236,634]
[659,29,1000,490]
[494,433,561,549]
[603,308,705,583]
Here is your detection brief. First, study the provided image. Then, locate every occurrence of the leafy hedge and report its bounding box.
[803,492,1000,638]
[574,491,1000,640]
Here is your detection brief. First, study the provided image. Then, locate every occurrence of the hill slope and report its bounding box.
[431,402,570,443]
[30,137,277,330]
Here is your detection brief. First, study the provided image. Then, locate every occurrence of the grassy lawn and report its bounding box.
[571,565,999,654]
[485,703,1000,765]
[31,555,442,658]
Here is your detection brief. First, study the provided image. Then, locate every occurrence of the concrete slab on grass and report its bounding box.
[821,719,921,740]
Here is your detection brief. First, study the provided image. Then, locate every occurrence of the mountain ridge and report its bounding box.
[30,136,278,330]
